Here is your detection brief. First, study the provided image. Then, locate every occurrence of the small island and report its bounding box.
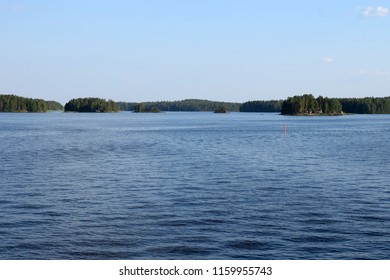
[0,94,63,112]
[64,97,119,112]
[134,103,160,113]
[281,94,343,115]
[214,105,227,113]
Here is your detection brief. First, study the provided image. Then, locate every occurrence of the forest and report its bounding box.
[281,95,390,115]
[239,100,283,112]
[0,94,48,112]
[281,94,342,115]
[117,99,240,112]
[340,97,390,114]
[121,97,390,114]
[64,97,119,112]
[133,103,160,113]
[45,100,64,111]
[2,94,390,114]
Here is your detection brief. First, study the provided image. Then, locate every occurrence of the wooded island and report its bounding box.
[1,94,390,114]
[281,94,342,115]
[0,94,63,112]
[64,98,118,112]
[280,95,390,115]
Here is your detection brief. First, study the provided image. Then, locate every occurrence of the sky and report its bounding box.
[1,0,389,104]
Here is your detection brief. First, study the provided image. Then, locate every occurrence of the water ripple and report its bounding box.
[1,112,389,259]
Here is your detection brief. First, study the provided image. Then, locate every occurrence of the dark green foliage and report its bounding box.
[340,97,390,114]
[240,100,283,112]
[117,99,240,112]
[116,102,137,111]
[0,94,47,112]
[282,95,390,115]
[64,97,119,112]
[45,100,63,111]
[281,94,342,115]
[134,103,145,113]
[133,103,160,113]
[214,105,227,113]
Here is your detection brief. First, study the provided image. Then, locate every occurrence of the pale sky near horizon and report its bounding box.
[1,0,389,104]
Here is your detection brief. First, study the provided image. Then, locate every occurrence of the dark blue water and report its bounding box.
[0,112,389,259]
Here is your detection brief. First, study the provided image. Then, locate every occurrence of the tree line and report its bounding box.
[64,98,119,112]
[67,96,390,114]
[239,100,283,112]
[0,94,48,112]
[134,103,160,113]
[340,97,390,114]
[2,94,390,114]
[281,94,342,115]
[280,95,390,115]
[117,99,241,112]
[45,100,64,111]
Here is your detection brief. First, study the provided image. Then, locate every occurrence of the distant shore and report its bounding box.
[1,94,389,114]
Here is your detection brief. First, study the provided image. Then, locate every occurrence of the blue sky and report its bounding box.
[1,0,389,103]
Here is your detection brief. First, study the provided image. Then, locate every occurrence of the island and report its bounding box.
[2,93,390,114]
[0,94,63,112]
[240,100,283,112]
[64,97,119,112]
[281,94,343,115]
[214,105,227,113]
[117,99,240,112]
[134,103,160,113]
[280,95,390,115]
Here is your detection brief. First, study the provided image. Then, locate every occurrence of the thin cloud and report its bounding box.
[359,6,389,17]
[350,69,390,78]
[373,70,390,77]
[8,4,25,12]
[321,57,334,63]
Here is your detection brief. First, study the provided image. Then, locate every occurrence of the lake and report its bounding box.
[0,112,389,259]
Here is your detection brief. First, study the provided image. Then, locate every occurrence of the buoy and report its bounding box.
[284,124,287,135]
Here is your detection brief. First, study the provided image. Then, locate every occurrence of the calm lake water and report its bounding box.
[0,112,389,259]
